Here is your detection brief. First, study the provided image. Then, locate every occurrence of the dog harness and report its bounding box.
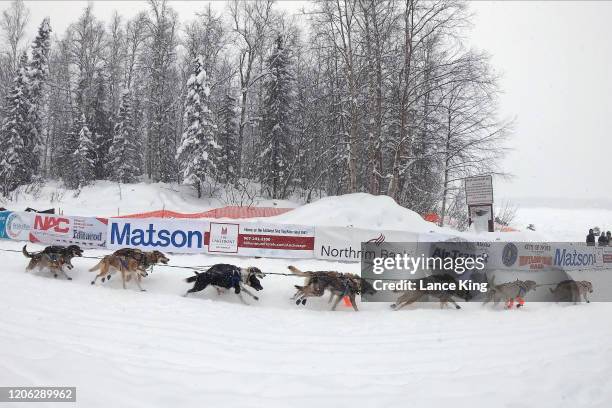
[230,270,242,286]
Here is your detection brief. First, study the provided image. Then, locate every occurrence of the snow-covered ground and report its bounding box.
[1,182,611,408]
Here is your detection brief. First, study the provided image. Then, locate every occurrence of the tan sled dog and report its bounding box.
[89,249,169,291]
[549,280,593,304]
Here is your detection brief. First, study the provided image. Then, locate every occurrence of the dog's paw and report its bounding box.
[67,277,72,281]
[455,305,461,309]
[254,296,259,301]
[140,289,147,292]
[90,281,95,285]
[390,304,397,309]
[301,299,307,305]
[295,299,301,305]
[107,275,111,280]
[53,274,58,278]
[101,277,105,283]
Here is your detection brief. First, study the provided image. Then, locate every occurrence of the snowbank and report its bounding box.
[267,193,436,232]
[0,240,611,408]
[0,180,298,217]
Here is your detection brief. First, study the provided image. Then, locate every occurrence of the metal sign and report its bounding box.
[465,175,494,205]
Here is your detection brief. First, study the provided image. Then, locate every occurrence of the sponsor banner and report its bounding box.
[490,242,554,271]
[106,218,315,257]
[107,218,210,253]
[314,226,419,262]
[552,243,603,270]
[236,223,314,258]
[604,247,612,264]
[208,222,239,253]
[3,211,34,241]
[28,213,107,248]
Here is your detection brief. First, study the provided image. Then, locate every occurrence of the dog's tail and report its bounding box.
[288,265,309,277]
[22,245,33,258]
[89,258,105,272]
[185,271,200,283]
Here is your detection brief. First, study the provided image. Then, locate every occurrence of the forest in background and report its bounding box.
[0,0,512,227]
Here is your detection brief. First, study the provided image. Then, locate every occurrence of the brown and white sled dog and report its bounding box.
[22,244,83,280]
[288,265,376,311]
[89,249,169,291]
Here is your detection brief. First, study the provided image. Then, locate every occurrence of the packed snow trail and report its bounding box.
[1,241,611,408]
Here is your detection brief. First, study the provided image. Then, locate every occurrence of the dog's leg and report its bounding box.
[183,288,198,297]
[239,285,259,301]
[584,291,590,303]
[134,273,146,292]
[349,293,359,311]
[328,291,335,304]
[57,267,72,280]
[392,300,410,311]
[237,292,249,305]
[330,293,343,311]
[446,296,461,310]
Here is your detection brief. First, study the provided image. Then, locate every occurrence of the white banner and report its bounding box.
[314,226,419,262]
[2,211,34,241]
[107,218,210,253]
[30,213,107,248]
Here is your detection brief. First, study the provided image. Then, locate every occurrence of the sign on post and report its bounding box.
[465,175,493,205]
[465,175,494,232]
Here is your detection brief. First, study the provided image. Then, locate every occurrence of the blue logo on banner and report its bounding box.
[110,222,205,249]
[0,211,11,239]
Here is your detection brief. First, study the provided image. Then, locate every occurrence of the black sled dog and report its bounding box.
[184,264,264,304]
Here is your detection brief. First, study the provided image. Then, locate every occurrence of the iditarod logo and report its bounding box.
[72,230,103,242]
[554,248,597,267]
[110,222,205,249]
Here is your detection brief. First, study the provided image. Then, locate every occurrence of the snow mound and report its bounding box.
[268,193,435,232]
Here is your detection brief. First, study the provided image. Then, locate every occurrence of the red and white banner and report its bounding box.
[232,222,314,258]
[1,211,107,248]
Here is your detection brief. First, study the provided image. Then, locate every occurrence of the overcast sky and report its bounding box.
[4,1,611,206]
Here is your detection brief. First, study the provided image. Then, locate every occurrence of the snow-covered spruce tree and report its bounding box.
[108,89,142,183]
[176,55,218,198]
[259,36,294,199]
[0,53,29,196]
[91,73,113,180]
[216,93,239,183]
[24,17,52,179]
[73,113,96,188]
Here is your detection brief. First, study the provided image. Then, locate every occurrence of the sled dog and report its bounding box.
[390,274,473,310]
[184,264,264,304]
[549,280,593,304]
[482,276,537,308]
[288,265,376,311]
[89,249,169,291]
[22,244,83,280]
